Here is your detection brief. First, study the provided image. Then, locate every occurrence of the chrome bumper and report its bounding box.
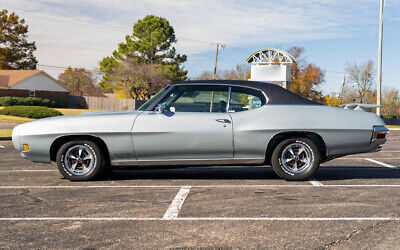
[371,126,389,144]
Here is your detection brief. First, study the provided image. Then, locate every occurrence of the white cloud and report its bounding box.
[1,0,393,78]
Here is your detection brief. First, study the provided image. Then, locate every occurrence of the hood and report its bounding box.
[15,110,143,136]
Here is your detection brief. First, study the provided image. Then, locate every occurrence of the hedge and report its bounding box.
[0,96,67,108]
[0,106,63,119]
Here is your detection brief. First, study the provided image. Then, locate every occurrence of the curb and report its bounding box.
[389,128,400,131]
[0,137,11,140]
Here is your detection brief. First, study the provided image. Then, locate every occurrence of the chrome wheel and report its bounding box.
[64,145,96,176]
[280,142,312,174]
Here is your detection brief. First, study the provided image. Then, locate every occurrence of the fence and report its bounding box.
[69,96,146,111]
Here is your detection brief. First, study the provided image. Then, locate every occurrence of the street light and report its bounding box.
[377,0,384,116]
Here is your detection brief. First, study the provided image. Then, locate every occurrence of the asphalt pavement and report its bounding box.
[0,132,400,249]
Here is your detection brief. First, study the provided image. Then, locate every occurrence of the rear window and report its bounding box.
[229,87,266,112]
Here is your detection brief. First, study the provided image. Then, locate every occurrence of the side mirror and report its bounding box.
[155,104,164,113]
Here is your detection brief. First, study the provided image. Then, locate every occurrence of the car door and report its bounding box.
[132,85,233,160]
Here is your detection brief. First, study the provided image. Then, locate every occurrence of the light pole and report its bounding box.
[377,0,384,116]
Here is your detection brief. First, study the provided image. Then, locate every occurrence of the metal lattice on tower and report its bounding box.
[246,48,296,65]
[246,48,296,90]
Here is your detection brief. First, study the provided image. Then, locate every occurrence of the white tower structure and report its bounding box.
[246,48,296,90]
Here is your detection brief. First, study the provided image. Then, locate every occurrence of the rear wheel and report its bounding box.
[56,140,104,181]
[271,137,321,181]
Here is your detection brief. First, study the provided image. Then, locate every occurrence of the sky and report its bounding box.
[2,0,400,94]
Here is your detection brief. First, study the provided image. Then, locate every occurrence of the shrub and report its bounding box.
[0,96,67,108]
[386,114,398,119]
[0,106,63,119]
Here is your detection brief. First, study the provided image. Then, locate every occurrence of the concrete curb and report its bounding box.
[0,137,11,140]
[389,128,400,131]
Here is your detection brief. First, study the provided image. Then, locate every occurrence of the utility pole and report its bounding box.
[377,0,384,116]
[213,43,226,79]
[339,74,346,105]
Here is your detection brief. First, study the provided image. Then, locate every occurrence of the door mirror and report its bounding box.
[155,104,164,113]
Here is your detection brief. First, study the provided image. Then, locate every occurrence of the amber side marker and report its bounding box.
[23,144,29,151]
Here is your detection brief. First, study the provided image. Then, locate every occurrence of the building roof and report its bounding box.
[172,80,321,105]
[0,70,41,87]
[0,70,71,92]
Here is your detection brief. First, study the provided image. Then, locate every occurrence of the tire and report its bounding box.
[56,140,105,181]
[271,137,321,181]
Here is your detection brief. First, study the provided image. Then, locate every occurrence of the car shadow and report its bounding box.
[94,165,400,181]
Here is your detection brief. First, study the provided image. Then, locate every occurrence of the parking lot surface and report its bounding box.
[1,131,400,249]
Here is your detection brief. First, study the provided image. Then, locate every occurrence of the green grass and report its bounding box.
[0,129,12,137]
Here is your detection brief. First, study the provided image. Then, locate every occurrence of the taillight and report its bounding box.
[376,133,386,139]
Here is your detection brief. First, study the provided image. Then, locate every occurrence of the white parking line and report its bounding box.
[163,186,191,220]
[309,178,323,186]
[2,184,400,189]
[0,217,398,221]
[0,145,4,149]
[0,170,56,173]
[365,158,398,169]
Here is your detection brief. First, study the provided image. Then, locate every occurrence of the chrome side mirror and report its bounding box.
[155,104,164,113]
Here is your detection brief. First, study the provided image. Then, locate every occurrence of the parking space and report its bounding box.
[1,132,400,248]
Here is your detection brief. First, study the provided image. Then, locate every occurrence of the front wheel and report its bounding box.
[56,140,104,181]
[271,137,321,181]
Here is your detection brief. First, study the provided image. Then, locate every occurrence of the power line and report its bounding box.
[1,1,221,45]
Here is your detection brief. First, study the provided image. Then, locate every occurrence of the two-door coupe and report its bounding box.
[12,80,388,181]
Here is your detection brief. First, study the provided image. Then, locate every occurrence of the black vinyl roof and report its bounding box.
[173,80,321,105]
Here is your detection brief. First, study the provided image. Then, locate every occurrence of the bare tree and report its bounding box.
[345,60,374,103]
[381,87,400,118]
[58,67,95,96]
[108,59,170,100]
[196,64,250,80]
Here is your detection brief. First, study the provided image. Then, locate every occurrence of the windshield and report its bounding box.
[137,86,170,111]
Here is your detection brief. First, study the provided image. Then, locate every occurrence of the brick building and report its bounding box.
[0,70,71,100]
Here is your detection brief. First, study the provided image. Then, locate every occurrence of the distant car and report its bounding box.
[12,80,388,181]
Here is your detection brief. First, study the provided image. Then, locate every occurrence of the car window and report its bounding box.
[229,87,266,112]
[158,85,229,113]
[138,86,170,111]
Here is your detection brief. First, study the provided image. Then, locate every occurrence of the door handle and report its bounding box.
[216,119,231,124]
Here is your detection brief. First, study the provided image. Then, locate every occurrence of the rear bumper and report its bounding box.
[371,126,389,145]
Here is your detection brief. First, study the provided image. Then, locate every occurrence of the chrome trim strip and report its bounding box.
[111,158,265,166]
[226,87,232,113]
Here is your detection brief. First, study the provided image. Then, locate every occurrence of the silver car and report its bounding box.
[12,80,388,181]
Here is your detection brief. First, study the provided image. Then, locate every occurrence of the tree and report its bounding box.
[324,94,340,107]
[345,60,374,103]
[99,15,187,92]
[58,67,95,96]
[289,47,325,102]
[197,64,250,80]
[381,87,400,118]
[107,59,170,100]
[0,10,37,69]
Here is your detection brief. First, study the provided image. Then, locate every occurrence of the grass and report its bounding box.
[0,114,34,123]
[386,125,400,128]
[0,108,92,123]
[55,108,93,115]
[0,129,12,137]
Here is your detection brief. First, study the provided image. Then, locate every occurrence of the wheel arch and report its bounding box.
[50,135,111,164]
[265,131,327,165]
